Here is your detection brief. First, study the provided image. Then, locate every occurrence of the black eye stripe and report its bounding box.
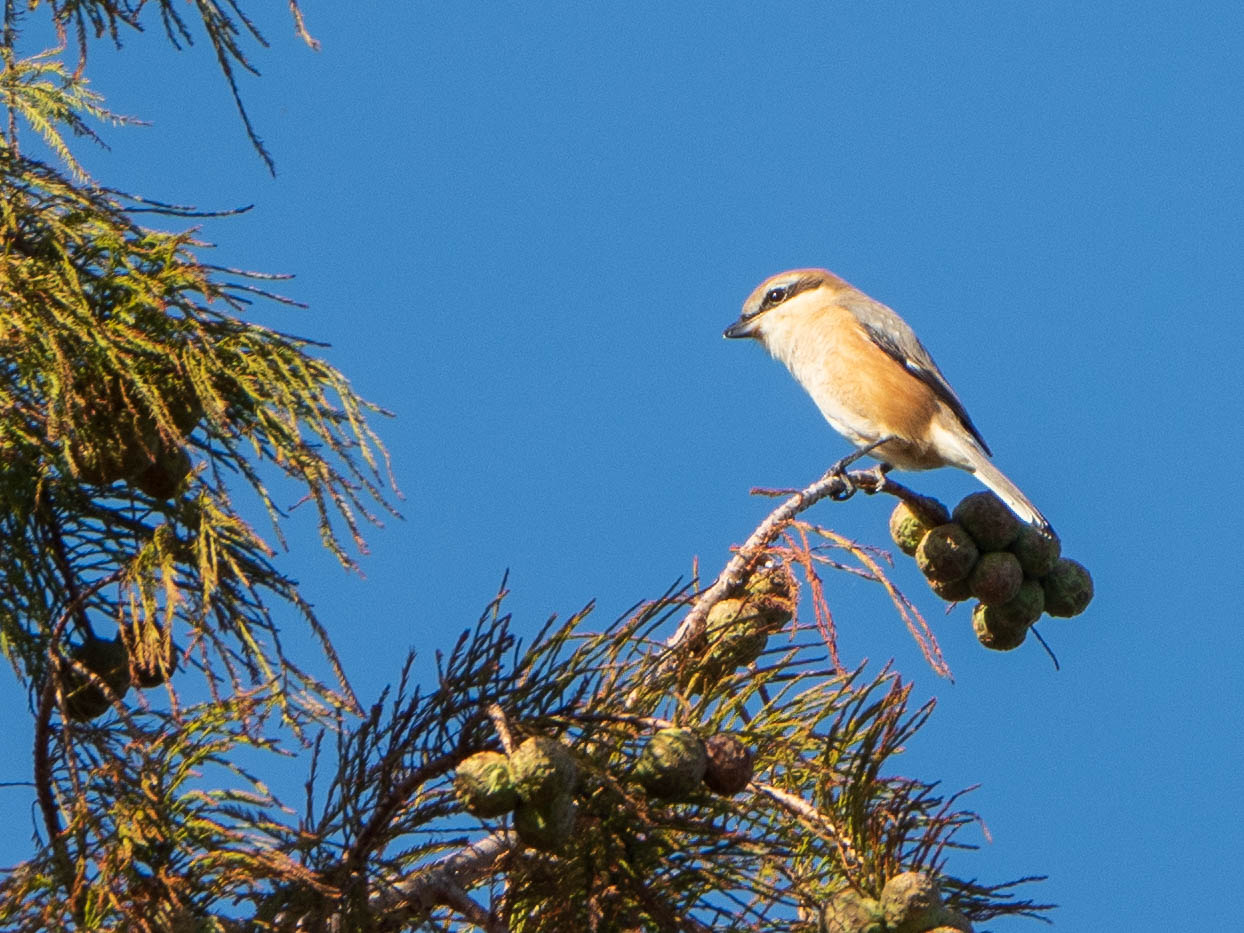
[744,274,819,321]
[762,285,790,309]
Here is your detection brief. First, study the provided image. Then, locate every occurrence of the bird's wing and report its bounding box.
[843,294,993,456]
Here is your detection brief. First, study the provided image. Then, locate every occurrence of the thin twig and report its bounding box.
[33,568,125,884]
[33,676,68,876]
[487,703,516,755]
[753,782,862,874]
[1029,625,1061,671]
[667,462,890,651]
[342,744,471,877]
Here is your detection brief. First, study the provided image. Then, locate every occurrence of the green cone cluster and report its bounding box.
[453,751,520,818]
[880,872,972,933]
[823,872,972,933]
[452,735,579,852]
[890,492,1093,652]
[507,736,579,852]
[682,564,796,693]
[635,728,754,800]
[452,728,757,850]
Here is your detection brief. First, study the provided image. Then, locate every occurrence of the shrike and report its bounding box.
[724,267,1052,535]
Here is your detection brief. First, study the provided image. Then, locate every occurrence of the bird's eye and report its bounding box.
[764,286,788,307]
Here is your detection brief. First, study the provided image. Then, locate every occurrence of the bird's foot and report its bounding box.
[867,461,893,492]
[823,438,893,500]
[829,470,857,501]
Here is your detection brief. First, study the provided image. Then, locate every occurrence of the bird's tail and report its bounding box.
[961,446,1054,537]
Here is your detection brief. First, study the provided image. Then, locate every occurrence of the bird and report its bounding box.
[724,267,1053,535]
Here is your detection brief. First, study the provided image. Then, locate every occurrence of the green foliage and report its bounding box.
[11,0,320,172]
[0,49,135,181]
[0,6,402,927]
[4,691,313,931]
[0,147,397,715]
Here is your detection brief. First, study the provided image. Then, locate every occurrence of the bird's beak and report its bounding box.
[723,316,758,339]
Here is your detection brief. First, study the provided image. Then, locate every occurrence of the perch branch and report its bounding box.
[666,459,916,651]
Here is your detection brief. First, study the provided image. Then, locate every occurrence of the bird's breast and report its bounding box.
[762,307,945,467]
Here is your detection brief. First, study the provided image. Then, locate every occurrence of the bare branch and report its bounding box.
[667,462,890,651]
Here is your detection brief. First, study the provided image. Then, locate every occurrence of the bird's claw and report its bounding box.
[822,437,893,500]
[829,468,857,501]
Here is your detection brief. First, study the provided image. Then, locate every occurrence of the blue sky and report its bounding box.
[3,2,1243,929]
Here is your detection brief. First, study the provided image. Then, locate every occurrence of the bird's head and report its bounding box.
[723,268,847,341]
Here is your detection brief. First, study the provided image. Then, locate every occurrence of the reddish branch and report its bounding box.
[666,461,941,651]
